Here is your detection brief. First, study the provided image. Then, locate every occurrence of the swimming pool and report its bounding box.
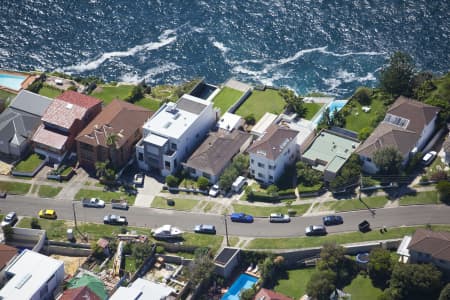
[312,99,348,125]
[0,73,27,91]
[221,273,258,300]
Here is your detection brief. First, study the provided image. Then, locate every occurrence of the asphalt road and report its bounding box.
[2,195,450,238]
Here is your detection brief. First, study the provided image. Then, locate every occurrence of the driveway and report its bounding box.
[134,174,163,207]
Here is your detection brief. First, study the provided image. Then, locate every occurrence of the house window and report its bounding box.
[269,175,274,181]
[251,159,254,164]
[164,160,171,170]
[138,152,144,161]
[171,143,177,150]
[203,173,211,179]
[257,162,265,168]
[258,173,264,178]
[268,165,275,170]
[251,169,255,174]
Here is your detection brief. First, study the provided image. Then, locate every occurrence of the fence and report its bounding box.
[10,227,47,252]
[227,88,252,114]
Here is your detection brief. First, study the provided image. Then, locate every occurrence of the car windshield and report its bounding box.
[5,216,11,221]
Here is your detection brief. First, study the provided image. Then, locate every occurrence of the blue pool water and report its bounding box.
[0,73,26,91]
[312,100,348,125]
[221,274,258,300]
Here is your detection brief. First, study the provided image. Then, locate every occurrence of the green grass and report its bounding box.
[203,202,215,213]
[77,223,150,241]
[274,268,315,299]
[151,196,198,211]
[0,90,16,102]
[38,85,62,98]
[344,274,383,299]
[228,236,240,247]
[247,224,450,249]
[212,87,243,115]
[182,232,223,254]
[399,191,441,206]
[133,97,160,111]
[304,102,323,120]
[17,217,68,240]
[74,189,136,205]
[0,181,31,195]
[38,185,62,198]
[235,89,285,121]
[124,256,137,273]
[344,95,387,133]
[298,183,323,194]
[91,85,135,104]
[320,196,389,212]
[232,203,310,217]
[14,154,44,173]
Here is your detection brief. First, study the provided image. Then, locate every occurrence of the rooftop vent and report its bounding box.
[66,103,73,109]
[163,122,172,129]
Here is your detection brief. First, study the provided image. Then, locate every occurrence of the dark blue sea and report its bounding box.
[1,0,449,96]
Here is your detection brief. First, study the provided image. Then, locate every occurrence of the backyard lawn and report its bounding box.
[212,87,243,115]
[91,84,134,104]
[74,189,136,205]
[38,185,62,198]
[0,90,16,102]
[232,203,310,217]
[303,102,323,120]
[344,97,387,133]
[274,268,315,299]
[133,97,160,111]
[319,196,389,212]
[344,274,383,299]
[17,217,68,240]
[399,191,440,206]
[0,181,31,195]
[235,89,285,121]
[38,85,62,98]
[151,196,199,211]
[14,153,44,173]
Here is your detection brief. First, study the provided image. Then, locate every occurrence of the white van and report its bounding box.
[231,176,247,193]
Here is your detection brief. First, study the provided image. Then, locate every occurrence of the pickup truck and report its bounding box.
[111,199,129,210]
[82,198,105,208]
[103,214,128,225]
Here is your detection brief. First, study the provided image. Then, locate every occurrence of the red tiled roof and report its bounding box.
[41,99,88,129]
[60,286,101,300]
[32,124,68,150]
[254,288,293,300]
[56,91,102,109]
[0,244,17,270]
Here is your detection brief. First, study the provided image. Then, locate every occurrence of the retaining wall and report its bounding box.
[12,156,48,177]
[11,227,46,252]
[227,88,252,114]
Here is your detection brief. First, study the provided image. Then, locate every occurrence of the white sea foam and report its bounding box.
[211,40,230,54]
[120,62,180,83]
[61,31,177,73]
[323,69,377,91]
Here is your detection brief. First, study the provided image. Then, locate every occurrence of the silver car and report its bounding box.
[269,213,291,223]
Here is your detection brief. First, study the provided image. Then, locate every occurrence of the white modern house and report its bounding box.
[356,96,441,173]
[0,249,64,300]
[248,124,299,184]
[136,94,217,176]
[110,278,176,300]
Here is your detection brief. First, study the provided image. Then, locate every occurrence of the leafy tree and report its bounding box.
[296,161,322,187]
[259,257,275,287]
[232,154,249,174]
[317,243,356,287]
[218,154,249,191]
[373,146,403,175]
[353,87,372,105]
[240,286,257,300]
[266,184,279,196]
[439,283,450,300]
[382,263,443,300]
[132,242,153,267]
[165,175,179,187]
[26,79,43,93]
[306,269,336,300]
[358,127,372,140]
[244,114,256,125]
[380,51,415,96]
[411,71,433,98]
[30,217,41,229]
[197,176,209,191]
[279,87,306,116]
[125,84,144,103]
[330,154,361,192]
[436,181,450,204]
[367,248,393,289]
[318,107,331,129]
[188,248,215,288]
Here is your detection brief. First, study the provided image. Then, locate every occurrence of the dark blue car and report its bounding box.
[323,215,343,226]
[230,212,254,223]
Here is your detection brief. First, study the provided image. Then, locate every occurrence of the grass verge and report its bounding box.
[235,89,285,121]
[0,181,31,195]
[399,191,441,206]
[247,225,450,249]
[74,189,136,205]
[38,185,62,198]
[320,196,388,212]
[151,196,199,211]
[232,203,310,217]
[17,217,68,240]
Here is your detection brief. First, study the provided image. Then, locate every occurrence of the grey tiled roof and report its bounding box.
[9,90,52,116]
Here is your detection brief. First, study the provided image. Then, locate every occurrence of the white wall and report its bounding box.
[31,263,64,300]
[415,115,437,151]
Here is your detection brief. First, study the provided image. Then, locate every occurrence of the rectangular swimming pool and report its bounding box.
[312,99,348,125]
[221,273,258,300]
[0,73,27,91]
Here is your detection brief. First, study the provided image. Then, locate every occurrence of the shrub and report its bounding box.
[437,181,450,204]
[358,127,372,140]
[165,175,179,188]
[67,85,77,91]
[430,171,448,182]
[197,176,209,191]
[352,87,372,105]
[31,217,41,229]
[156,245,165,254]
[120,226,128,234]
[244,114,256,125]
[3,225,13,241]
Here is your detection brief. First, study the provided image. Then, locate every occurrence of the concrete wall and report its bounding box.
[43,245,91,257]
[227,89,252,114]
[11,227,46,252]
[11,156,48,178]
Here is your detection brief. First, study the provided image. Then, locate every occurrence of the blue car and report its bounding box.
[323,215,344,226]
[230,212,254,223]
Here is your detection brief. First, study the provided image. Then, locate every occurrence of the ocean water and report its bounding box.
[0,0,449,96]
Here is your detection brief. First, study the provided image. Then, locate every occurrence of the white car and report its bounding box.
[153,225,183,239]
[422,151,437,166]
[133,173,144,186]
[209,184,220,197]
[1,212,18,227]
[269,213,291,223]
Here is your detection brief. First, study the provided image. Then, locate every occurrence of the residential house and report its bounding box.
[136,94,217,176]
[183,129,252,183]
[248,124,299,184]
[76,99,153,170]
[0,90,52,157]
[356,96,441,173]
[58,286,101,300]
[443,133,450,165]
[301,129,360,182]
[407,229,450,273]
[110,278,176,300]
[254,288,293,300]
[63,274,108,300]
[32,91,102,163]
[217,112,244,133]
[250,112,278,137]
[0,249,64,300]
[0,244,18,288]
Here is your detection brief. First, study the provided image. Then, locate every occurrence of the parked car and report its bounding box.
[358,220,371,233]
[0,190,6,198]
[82,197,105,208]
[103,214,128,225]
[209,184,220,197]
[111,199,129,210]
[305,225,327,236]
[153,225,183,239]
[422,151,437,166]
[194,224,216,234]
[323,215,343,226]
[133,173,144,187]
[230,212,254,223]
[1,212,18,227]
[269,213,290,223]
[231,176,247,193]
[39,209,57,219]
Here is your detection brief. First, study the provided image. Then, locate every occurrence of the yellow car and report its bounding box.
[39,209,57,219]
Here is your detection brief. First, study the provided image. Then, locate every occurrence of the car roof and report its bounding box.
[312,225,325,230]
[45,209,55,213]
[200,224,215,229]
[6,212,16,217]
[231,212,244,216]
